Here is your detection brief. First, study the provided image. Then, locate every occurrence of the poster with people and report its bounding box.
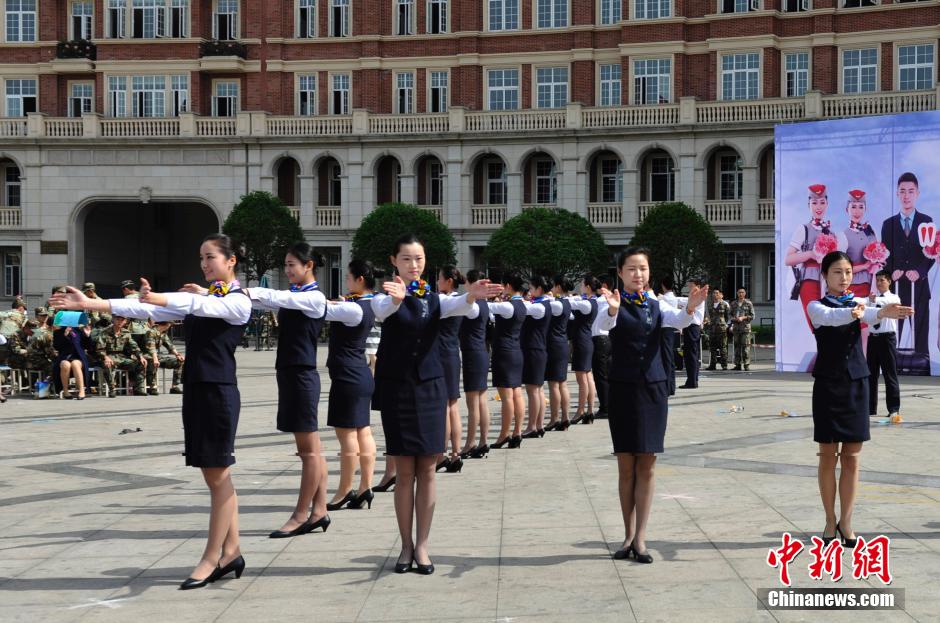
[775,111,940,375]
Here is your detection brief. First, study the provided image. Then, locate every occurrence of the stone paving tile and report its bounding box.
[0,351,936,622]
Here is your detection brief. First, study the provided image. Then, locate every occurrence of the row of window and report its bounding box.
[0,0,932,43]
[0,44,932,119]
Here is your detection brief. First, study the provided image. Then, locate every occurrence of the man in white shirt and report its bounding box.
[867,270,902,418]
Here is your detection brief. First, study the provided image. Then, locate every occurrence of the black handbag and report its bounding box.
[790,225,809,300]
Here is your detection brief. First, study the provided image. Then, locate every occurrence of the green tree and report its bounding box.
[352,203,457,276]
[484,208,611,281]
[629,202,725,290]
[222,191,304,285]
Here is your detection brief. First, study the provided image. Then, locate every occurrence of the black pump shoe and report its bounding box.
[469,444,490,459]
[347,489,374,509]
[509,435,522,448]
[415,561,435,575]
[269,519,315,539]
[491,437,511,449]
[327,490,356,511]
[435,457,451,472]
[521,430,541,439]
[373,476,396,492]
[180,555,245,589]
[445,457,463,473]
[835,522,858,549]
[394,557,414,574]
[629,544,653,564]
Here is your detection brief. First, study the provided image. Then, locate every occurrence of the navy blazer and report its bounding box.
[608,298,668,384]
[881,210,933,298]
[375,294,443,382]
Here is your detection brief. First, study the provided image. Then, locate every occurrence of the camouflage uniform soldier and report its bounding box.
[7,320,37,370]
[95,315,147,397]
[121,279,150,349]
[82,283,112,340]
[0,297,27,337]
[26,320,56,379]
[705,290,731,371]
[259,309,277,350]
[729,288,755,371]
[143,321,184,395]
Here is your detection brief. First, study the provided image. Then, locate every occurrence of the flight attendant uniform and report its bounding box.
[569,296,598,372]
[438,292,464,401]
[326,294,377,428]
[459,299,490,392]
[545,296,572,383]
[489,297,527,389]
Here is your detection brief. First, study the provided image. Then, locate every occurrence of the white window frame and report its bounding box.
[330,72,351,114]
[719,0,760,13]
[211,79,239,117]
[632,57,672,105]
[5,0,37,42]
[298,0,316,37]
[782,50,810,98]
[298,74,317,115]
[534,65,569,109]
[71,0,94,40]
[169,0,189,37]
[718,153,743,201]
[395,0,415,35]
[395,71,415,114]
[599,157,623,203]
[428,69,449,113]
[108,75,128,116]
[68,81,94,117]
[535,0,568,29]
[646,155,674,202]
[487,0,519,31]
[598,62,622,107]
[633,0,671,19]
[840,46,878,94]
[1,163,22,208]
[842,0,878,7]
[107,0,127,38]
[171,74,188,115]
[486,67,520,110]
[2,249,21,297]
[3,78,37,117]
[132,75,166,117]
[719,51,761,101]
[533,158,558,205]
[213,0,238,40]
[599,0,621,24]
[780,0,809,11]
[427,0,447,33]
[330,0,350,36]
[426,159,444,205]
[486,160,507,205]
[132,0,166,38]
[896,42,935,92]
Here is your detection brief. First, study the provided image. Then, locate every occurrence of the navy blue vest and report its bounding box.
[813,297,869,381]
[327,298,375,383]
[493,299,526,351]
[459,300,489,352]
[549,297,571,347]
[608,297,667,383]
[521,300,552,351]
[570,297,598,344]
[182,289,248,384]
[275,292,325,369]
[438,294,463,352]
[375,294,442,382]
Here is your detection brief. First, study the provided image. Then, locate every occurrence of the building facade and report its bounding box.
[1,0,939,315]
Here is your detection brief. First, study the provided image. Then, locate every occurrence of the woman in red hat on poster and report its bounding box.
[786,184,838,330]
[836,189,884,302]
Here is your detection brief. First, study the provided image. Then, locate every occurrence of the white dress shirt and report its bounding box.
[109,291,252,325]
[867,291,901,335]
[370,292,475,321]
[598,293,700,333]
[807,297,880,329]
[248,287,363,327]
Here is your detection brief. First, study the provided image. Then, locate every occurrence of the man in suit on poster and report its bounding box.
[881,172,933,356]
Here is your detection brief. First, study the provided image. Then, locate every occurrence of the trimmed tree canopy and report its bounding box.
[484,208,611,281]
[222,191,304,285]
[629,202,725,290]
[351,203,457,275]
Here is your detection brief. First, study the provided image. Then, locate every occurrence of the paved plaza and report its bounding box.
[0,349,937,623]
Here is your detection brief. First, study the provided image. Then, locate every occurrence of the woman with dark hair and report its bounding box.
[52,233,252,589]
[243,243,359,534]
[808,251,910,548]
[568,275,602,424]
[52,323,94,399]
[324,259,382,511]
[371,233,500,574]
[545,275,573,431]
[602,246,709,564]
[521,275,562,438]
[458,269,492,458]
[436,265,466,473]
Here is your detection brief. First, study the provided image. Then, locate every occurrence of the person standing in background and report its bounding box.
[679,279,705,389]
[866,270,902,419]
[705,289,730,371]
[729,288,755,371]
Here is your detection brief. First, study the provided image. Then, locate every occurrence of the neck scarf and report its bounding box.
[827,291,855,307]
[208,279,240,297]
[811,218,831,232]
[621,290,648,307]
[344,292,374,301]
[290,281,319,293]
[407,279,430,298]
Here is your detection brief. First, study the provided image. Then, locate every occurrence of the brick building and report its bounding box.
[1,0,938,314]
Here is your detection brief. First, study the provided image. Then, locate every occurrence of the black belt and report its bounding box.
[868,332,895,337]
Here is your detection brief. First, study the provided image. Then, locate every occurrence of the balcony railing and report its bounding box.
[315,207,342,228]
[471,205,506,226]
[758,199,775,223]
[288,207,300,222]
[705,200,743,224]
[522,204,558,211]
[637,202,657,224]
[587,203,623,227]
[0,207,22,228]
[417,205,443,222]
[8,89,939,140]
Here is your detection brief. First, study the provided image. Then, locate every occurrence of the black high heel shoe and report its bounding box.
[835,522,858,549]
[581,412,595,424]
[326,490,356,511]
[373,476,396,492]
[347,489,374,509]
[521,430,540,439]
[269,516,319,539]
[415,560,435,575]
[821,522,837,546]
[394,557,414,574]
[305,514,331,533]
[459,449,473,459]
[557,419,571,431]
[435,457,451,472]
[537,428,545,437]
[629,543,653,564]
[570,413,584,425]
[544,422,559,432]
[509,435,522,449]
[446,457,463,473]
[208,555,246,582]
[491,437,511,449]
[613,547,631,560]
[469,444,490,459]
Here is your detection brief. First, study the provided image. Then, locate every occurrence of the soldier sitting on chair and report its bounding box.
[143,320,184,395]
[26,317,56,380]
[95,314,148,397]
[7,319,38,370]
